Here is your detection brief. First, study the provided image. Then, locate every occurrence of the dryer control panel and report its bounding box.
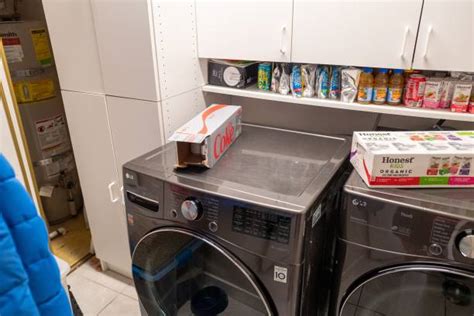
[343,192,474,265]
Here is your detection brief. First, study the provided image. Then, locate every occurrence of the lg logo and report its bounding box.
[352,199,367,207]
[274,266,288,284]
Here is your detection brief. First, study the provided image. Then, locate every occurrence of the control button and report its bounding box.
[458,233,474,259]
[209,221,218,232]
[428,243,443,256]
[170,209,178,218]
[181,198,203,221]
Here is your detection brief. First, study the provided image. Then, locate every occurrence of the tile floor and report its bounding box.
[68,258,140,316]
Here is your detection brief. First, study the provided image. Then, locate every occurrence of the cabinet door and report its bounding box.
[42,0,104,93]
[91,0,159,101]
[196,0,293,62]
[106,96,164,184]
[292,0,423,69]
[413,0,473,72]
[61,91,131,274]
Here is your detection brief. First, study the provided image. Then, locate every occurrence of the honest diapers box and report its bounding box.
[350,131,474,188]
[169,104,242,168]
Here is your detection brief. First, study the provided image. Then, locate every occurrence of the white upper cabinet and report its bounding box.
[42,0,104,93]
[413,0,473,72]
[196,0,293,62]
[91,0,159,101]
[292,0,423,69]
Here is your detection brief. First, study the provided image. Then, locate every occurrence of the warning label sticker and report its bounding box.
[30,28,53,66]
[1,35,24,63]
[35,114,70,158]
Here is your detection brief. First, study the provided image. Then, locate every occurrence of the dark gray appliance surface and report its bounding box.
[125,124,350,213]
[345,171,474,220]
[331,171,474,316]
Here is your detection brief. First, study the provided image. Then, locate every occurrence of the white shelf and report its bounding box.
[202,85,474,123]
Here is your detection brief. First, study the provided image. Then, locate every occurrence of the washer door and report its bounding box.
[132,228,272,315]
[340,265,474,316]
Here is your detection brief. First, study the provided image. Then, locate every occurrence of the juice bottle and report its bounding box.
[388,69,404,105]
[373,68,389,104]
[357,67,374,104]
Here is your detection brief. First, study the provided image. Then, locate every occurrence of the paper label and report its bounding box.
[312,204,322,228]
[39,185,55,198]
[13,79,55,103]
[1,36,24,63]
[274,266,288,284]
[35,114,69,157]
[30,28,53,66]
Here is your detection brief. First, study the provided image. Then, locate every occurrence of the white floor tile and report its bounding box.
[68,273,118,315]
[74,259,131,292]
[121,283,139,301]
[98,294,141,316]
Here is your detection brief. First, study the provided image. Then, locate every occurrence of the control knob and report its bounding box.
[458,231,474,259]
[181,198,203,221]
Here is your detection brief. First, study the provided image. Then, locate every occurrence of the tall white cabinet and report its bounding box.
[43,0,205,276]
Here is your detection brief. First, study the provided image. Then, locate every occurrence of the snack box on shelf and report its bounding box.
[208,59,258,89]
[351,131,474,188]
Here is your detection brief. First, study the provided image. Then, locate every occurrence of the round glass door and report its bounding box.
[132,228,272,316]
[341,265,474,316]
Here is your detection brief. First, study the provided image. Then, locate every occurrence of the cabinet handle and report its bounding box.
[423,25,433,59]
[280,25,287,54]
[108,181,119,203]
[400,26,409,59]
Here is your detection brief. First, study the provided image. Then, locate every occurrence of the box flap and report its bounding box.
[168,104,242,143]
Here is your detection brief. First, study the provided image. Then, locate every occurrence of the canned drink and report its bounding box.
[404,74,426,107]
[257,63,272,90]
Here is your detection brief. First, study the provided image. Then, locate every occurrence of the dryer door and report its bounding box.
[340,265,474,316]
[132,228,273,315]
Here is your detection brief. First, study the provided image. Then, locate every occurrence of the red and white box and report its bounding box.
[350,131,474,188]
[169,104,242,168]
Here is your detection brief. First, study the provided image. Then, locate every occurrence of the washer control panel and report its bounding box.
[181,198,203,221]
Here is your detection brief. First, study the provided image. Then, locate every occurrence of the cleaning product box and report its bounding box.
[351,131,474,188]
[169,104,242,168]
[208,59,258,89]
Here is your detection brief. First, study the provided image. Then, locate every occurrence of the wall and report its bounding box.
[204,94,474,134]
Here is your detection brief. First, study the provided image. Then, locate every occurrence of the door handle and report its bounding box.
[400,26,409,59]
[108,181,119,203]
[280,25,287,54]
[423,25,433,59]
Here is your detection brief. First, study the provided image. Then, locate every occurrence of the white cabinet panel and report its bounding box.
[42,0,104,93]
[61,91,131,274]
[162,88,206,140]
[106,96,164,184]
[292,0,423,69]
[196,0,293,62]
[91,0,159,101]
[152,0,203,99]
[413,0,473,72]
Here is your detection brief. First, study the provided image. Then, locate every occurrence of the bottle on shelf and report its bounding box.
[357,67,374,104]
[373,68,389,105]
[387,69,405,105]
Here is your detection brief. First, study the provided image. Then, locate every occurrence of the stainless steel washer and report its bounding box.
[123,124,351,315]
[331,171,474,316]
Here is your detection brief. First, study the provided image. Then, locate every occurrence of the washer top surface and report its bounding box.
[125,124,350,213]
[345,171,474,220]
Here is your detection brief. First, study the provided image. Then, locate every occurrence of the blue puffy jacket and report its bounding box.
[0,154,72,316]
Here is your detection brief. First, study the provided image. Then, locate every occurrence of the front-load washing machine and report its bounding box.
[123,124,350,315]
[331,171,474,316]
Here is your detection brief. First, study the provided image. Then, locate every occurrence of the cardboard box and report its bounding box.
[169,104,242,168]
[208,59,258,89]
[351,131,474,188]
[0,21,54,70]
